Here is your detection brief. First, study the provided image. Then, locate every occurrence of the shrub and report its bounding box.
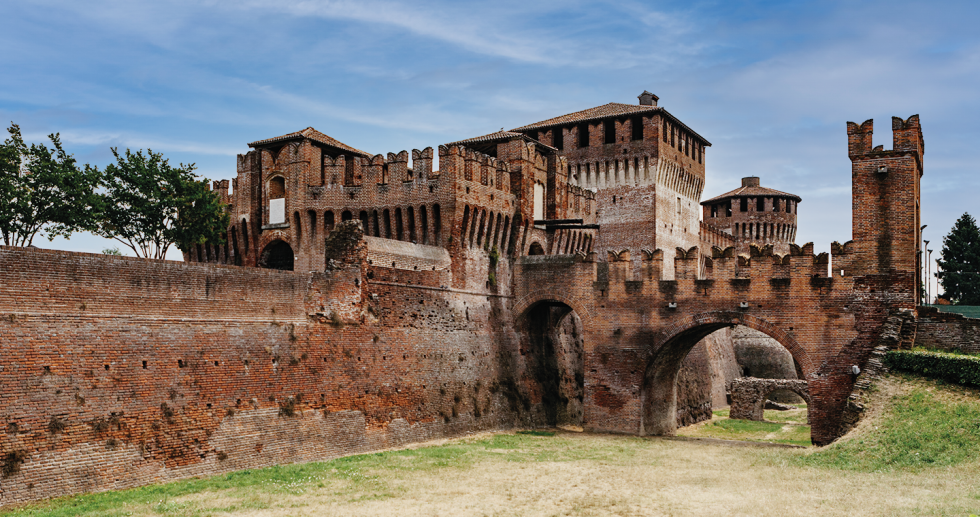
[885,350,980,388]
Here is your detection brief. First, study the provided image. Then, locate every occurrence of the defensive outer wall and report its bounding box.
[0,115,933,505]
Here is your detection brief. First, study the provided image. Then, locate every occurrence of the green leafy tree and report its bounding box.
[96,148,228,259]
[0,123,102,246]
[936,212,980,305]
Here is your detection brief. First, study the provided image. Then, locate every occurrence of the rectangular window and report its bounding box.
[631,116,644,141]
[604,119,616,144]
[553,127,564,150]
[677,197,681,214]
[740,198,747,212]
[578,123,590,148]
[756,197,764,211]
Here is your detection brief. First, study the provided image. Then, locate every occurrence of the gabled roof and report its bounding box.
[443,130,558,157]
[247,127,372,158]
[511,103,711,146]
[701,185,802,205]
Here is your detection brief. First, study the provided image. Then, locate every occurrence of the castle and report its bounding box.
[0,93,952,506]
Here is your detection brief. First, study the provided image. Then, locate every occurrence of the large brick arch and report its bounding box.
[639,311,810,436]
[644,311,813,377]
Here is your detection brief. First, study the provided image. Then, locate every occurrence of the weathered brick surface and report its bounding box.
[0,246,521,505]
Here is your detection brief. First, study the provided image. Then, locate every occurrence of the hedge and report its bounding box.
[885,350,980,388]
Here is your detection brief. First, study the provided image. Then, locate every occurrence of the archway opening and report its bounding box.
[528,242,545,256]
[258,240,294,271]
[518,302,585,428]
[640,316,808,437]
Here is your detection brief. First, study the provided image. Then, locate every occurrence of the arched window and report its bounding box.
[395,208,404,241]
[433,204,442,245]
[407,206,417,243]
[359,211,370,234]
[294,212,302,244]
[419,205,429,245]
[241,219,249,255]
[325,210,335,233]
[308,210,317,243]
[383,209,392,238]
[372,210,381,237]
[341,210,352,222]
[460,206,470,247]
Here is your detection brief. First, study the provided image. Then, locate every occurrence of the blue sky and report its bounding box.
[2,0,977,295]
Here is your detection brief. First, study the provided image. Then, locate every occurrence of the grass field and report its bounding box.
[3,374,980,516]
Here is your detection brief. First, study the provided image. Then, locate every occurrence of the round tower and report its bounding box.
[701,176,801,255]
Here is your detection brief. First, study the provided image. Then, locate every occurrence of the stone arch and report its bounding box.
[729,378,810,422]
[258,239,294,271]
[639,311,811,437]
[528,242,545,255]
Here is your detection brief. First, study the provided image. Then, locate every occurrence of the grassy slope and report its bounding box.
[800,373,980,472]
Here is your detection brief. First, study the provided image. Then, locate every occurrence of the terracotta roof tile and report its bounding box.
[443,130,557,156]
[248,127,371,157]
[511,103,711,146]
[701,185,802,204]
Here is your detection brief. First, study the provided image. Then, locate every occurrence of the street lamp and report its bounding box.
[921,225,928,305]
[927,249,933,304]
[924,239,930,304]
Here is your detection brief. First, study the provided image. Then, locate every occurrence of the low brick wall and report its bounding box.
[915,306,980,354]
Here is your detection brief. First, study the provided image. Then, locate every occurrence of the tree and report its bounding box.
[936,212,980,305]
[96,148,228,259]
[0,123,102,246]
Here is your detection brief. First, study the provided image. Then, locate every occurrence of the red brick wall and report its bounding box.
[0,246,523,505]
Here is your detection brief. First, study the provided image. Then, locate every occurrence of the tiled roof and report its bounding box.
[701,185,802,204]
[247,127,371,157]
[511,103,711,146]
[443,130,528,146]
[443,130,558,156]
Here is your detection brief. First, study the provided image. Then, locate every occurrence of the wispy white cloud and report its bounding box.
[21,129,242,156]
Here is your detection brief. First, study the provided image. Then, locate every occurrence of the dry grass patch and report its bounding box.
[5,374,980,516]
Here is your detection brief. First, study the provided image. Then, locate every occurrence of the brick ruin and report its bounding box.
[0,94,928,504]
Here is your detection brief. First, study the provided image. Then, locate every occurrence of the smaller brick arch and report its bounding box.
[729,378,810,422]
[258,239,294,271]
[513,291,594,331]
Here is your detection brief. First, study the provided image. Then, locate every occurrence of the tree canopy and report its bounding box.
[936,212,980,305]
[95,148,228,259]
[0,123,102,246]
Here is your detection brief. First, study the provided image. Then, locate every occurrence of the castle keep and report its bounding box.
[0,93,938,505]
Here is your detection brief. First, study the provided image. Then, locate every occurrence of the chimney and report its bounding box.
[741,177,760,187]
[638,91,659,106]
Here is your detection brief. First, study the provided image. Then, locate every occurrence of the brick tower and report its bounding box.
[846,115,923,306]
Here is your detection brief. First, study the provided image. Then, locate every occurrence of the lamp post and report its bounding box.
[927,248,933,304]
[921,225,928,305]
[924,239,930,305]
